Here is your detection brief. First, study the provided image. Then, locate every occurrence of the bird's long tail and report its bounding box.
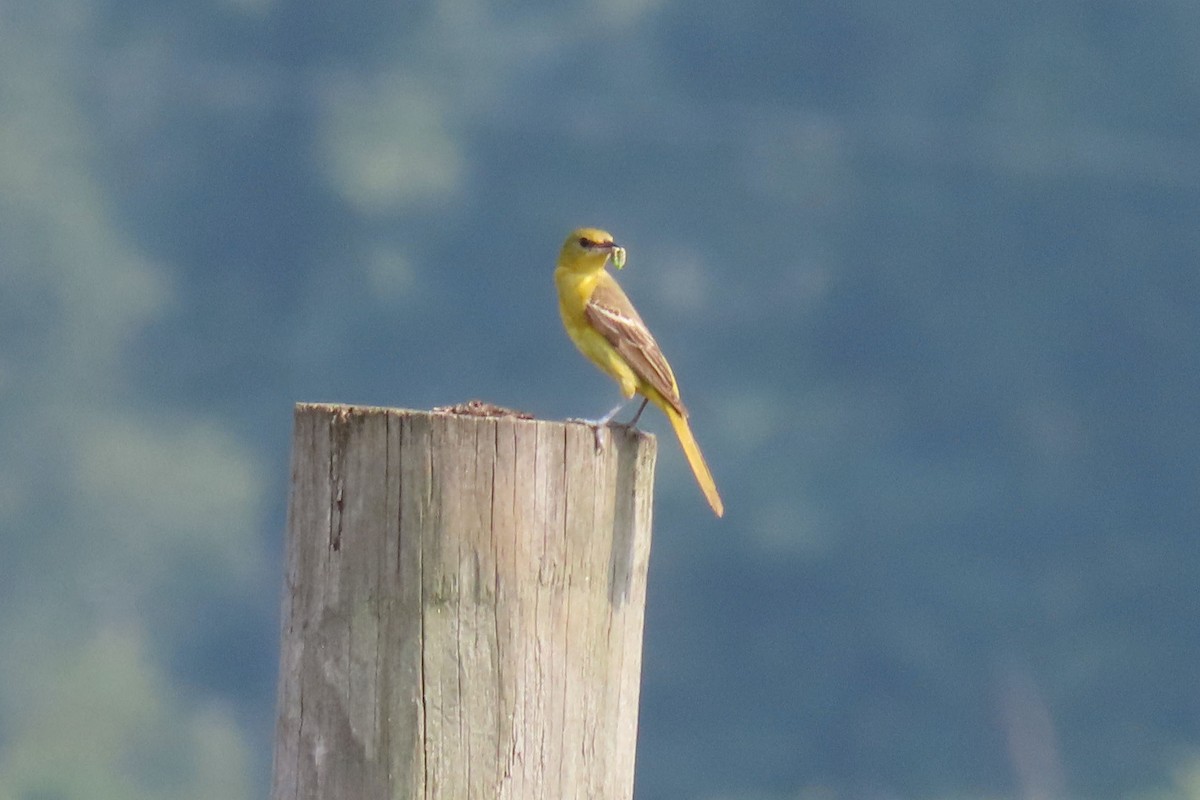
[665,406,724,517]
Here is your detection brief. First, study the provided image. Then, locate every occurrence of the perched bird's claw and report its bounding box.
[567,417,610,452]
[606,419,639,439]
[569,399,631,453]
[592,424,608,452]
[600,398,649,444]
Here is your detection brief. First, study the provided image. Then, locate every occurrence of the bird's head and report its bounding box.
[559,227,622,271]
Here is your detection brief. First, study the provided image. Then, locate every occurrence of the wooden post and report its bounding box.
[270,403,657,800]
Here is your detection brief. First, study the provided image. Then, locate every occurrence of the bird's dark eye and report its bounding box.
[578,237,591,248]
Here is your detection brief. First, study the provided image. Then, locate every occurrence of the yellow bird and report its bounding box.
[555,227,724,517]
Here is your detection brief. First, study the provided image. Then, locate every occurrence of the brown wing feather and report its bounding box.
[585,275,687,416]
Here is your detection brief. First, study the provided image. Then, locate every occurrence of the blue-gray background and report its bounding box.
[3,1,1198,798]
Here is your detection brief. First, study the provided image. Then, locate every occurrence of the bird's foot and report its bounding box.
[568,417,611,452]
[570,400,634,453]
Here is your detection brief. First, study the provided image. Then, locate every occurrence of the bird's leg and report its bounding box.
[596,400,627,426]
[623,397,649,428]
[606,396,649,434]
[590,400,627,451]
[570,400,628,452]
[596,397,651,450]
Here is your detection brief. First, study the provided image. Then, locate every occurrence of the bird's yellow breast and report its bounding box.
[554,267,598,327]
[554,265,639,395]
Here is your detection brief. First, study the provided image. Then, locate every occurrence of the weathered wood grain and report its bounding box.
[270,403,657,800]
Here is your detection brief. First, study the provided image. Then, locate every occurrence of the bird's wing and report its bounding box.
[585,273,687,416]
